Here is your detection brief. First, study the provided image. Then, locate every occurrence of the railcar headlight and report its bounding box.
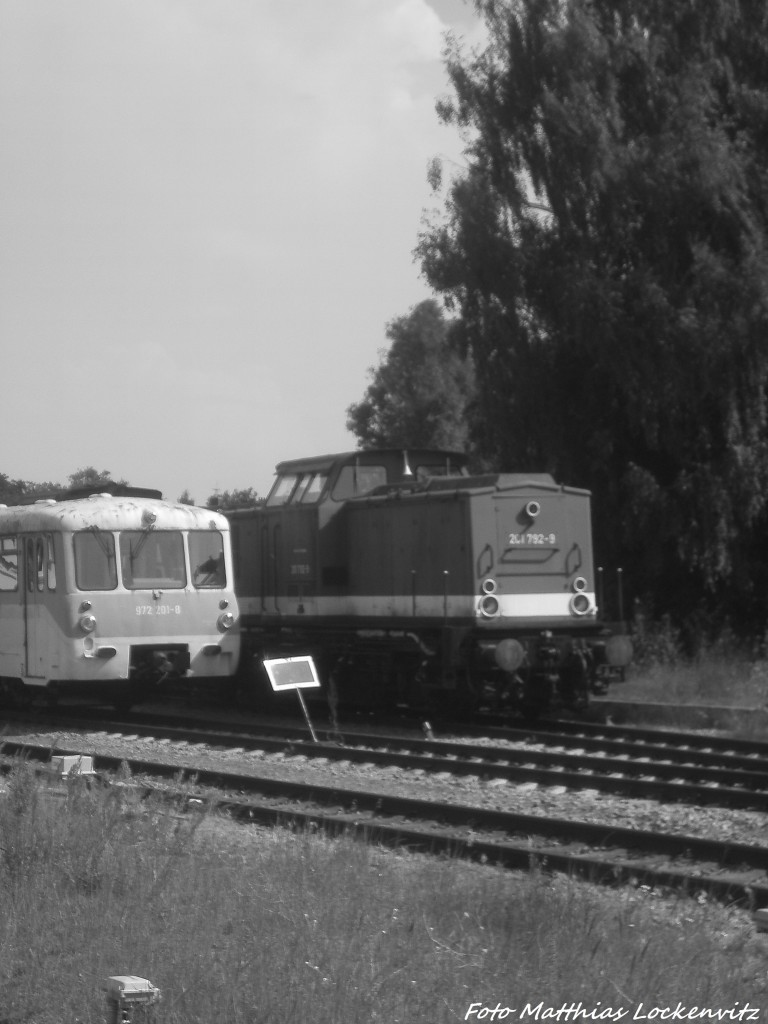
[572,577,588,593]
[217,611,235,631]
[525,500,541,519]
[79,614,97,633]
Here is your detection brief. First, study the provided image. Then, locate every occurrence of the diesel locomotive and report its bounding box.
[0,487,239,708]
[227,449,631,716]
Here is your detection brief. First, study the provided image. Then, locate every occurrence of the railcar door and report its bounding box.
[0,533,24,677]
[23,534,55,679]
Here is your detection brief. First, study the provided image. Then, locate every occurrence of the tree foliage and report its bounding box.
[418,0,768,630]
[346,299,476,453]
[67,467,120,490]
[0,467,129,504]
[205,488,263,511]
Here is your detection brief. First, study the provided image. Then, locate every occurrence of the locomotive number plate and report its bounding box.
[135,604,182,616]
[508,533,557,545]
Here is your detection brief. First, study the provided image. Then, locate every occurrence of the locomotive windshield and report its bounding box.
[266,471,328,506]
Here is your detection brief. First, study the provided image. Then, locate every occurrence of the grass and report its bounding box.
[615,657,768,708]
[1,762,768,1022]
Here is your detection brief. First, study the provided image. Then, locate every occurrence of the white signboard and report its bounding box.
[263,655,321,692]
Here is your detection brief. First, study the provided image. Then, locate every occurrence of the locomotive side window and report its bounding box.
[189,531,226,588]
[74,530,118,590]
[0,535,18,591]
[120,531,186,589]
[266,473,300,507]
[416,460,467,479]
[331,464,386,500]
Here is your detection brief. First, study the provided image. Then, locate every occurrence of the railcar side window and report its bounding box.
[46,534,56,591]
[74,531,118,591]
[26,539,34,592]
[266,473,299,507]
[35,538,45,591]
[331,465,386,500]
[120,531,186,589]
[0,536,18,591]
[189,531,226,588]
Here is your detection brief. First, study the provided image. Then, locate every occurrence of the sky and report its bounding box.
[0,0,484,504]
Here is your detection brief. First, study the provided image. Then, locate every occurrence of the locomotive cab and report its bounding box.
[229,449,468,617]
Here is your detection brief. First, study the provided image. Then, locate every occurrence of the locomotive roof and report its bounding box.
[0,494,230,533]
[357,472,591,501]
[272,448,469,475]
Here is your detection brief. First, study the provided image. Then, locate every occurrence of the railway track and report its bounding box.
[3,734,768,909]
[5,706,768,811]
[3,705,768,907]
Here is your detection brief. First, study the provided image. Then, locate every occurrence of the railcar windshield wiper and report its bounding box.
[127,526,154,565]
[88,525,113,558]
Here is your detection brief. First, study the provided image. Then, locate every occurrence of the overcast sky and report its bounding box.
[0,0,483,503]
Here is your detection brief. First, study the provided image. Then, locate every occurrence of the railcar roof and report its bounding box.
[0,495,229,533]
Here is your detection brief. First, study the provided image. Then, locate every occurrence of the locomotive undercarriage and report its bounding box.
[237,622,611,719]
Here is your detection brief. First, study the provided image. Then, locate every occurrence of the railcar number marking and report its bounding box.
[508,533,557,545]
[135,605,182,616]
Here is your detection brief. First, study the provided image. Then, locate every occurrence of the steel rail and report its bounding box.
[4,711,768,809]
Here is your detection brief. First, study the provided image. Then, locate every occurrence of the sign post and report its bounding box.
[262,655,321,742]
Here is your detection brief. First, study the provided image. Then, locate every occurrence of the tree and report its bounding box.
[346,299,476,452]
[67,467,121,490]
[0,473,63,504]
[418,0,768,630]
[205,488,263,511]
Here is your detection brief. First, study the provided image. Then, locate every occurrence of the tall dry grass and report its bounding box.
[1,762,767,1022]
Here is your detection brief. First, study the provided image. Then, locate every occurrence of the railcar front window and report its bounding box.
[189,531,226,588]
[120,531,186,589]
[74,531,118,591]
[0,536,18,591]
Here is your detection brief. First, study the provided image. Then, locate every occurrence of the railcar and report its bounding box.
[227,449,631,716]
[0,488,239,708]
